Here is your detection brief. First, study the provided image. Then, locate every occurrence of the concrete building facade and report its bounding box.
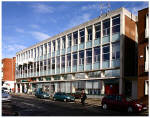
[15,7,138,98]
[2,57,16,92]
[137,8,149,104]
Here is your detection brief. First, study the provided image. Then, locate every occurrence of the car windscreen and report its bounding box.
[126,97,133,102]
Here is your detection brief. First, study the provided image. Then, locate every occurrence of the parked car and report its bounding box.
[2,87,9,93]
[35,88,50,99]
[53,92,75,102]
[101,94,147,113]
[2,90,11,102]
[71,92,82,99]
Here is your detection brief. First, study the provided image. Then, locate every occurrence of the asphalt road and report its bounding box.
[2,94,149,116]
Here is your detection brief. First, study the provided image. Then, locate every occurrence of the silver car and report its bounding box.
[2,90,11,102]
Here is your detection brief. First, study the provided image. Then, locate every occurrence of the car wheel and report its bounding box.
[64,99,67,102]
[128,106,133,113]
[53,97,56,101]
[102,104,107,110]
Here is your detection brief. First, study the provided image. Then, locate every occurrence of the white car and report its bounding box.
[2,90,11,102]
[2,87,9,93]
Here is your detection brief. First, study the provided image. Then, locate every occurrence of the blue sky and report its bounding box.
[2,1,149,58]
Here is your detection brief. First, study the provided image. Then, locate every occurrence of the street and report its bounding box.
[2,94,149,116]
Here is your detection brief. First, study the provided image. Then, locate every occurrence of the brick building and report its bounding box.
[137,8,149,104]
[2,57,16,92]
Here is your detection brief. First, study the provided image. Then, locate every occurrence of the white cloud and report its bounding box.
[31,3,53,14]
[81,4,99,11]
[6,44,27,52]
[16,28,24,33]
[30,31,50,41]
[30,24,40,29]
[67,13,91,29]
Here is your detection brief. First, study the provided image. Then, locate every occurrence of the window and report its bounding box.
[87,26,92,41]
[40,61,43,71]
[80,29,85,43]
[73,52,77,66]
[88,71,101,78]
[112,15,120,34]
[44,60,47,70]
[31,49,33,58]
[145,45,149,72]
[103,45,110,61]
[61,55,65,68]
[57,39,60,50]
[73,31,78,45]
[103,19,110,36]
[34,62,36,72]
[37,61,39,72]
[44,43,47,54]
[67,54,71,67]
[48,42,51,53]
[37,47,39,57]
[79,51,84,65]
[94,46,100,62]
[56,56,60,68]
[28,50,30,58]
[41,45,43,56]
[48,59,51,70]
[86,49,92,64]
[52,40,55,52]
[52,58,55,69]
[112,42,120,60]
[95,22,101,39]
[67,34,72,47]
[62,36,66,49]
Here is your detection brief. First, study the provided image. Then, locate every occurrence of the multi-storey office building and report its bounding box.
[137,8,149,104]
[15,7,137,98]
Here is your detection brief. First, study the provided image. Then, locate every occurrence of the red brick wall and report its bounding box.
[137,8,149,99]
[2,58,16,81]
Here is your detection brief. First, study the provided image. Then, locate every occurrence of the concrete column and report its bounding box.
[100,21,103,69]
[101,81,105,94]
[110,17,112,68]
[20,84,22,93]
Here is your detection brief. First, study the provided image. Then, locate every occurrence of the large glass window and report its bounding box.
[94,46,100,62]
[87,26,92,41]
[28,50,30,58]
[62,36,66,49]
[103,19,110,36]
[73,31,78,45]
[67,34,72,47]
[79,51,84,65]
[95,22,101,39]
[112,15,120,34]
[52,40,55,52]
[103,45,110,61]
[61,55,65,68]
[44,43,47,54]
[52,58,55,69]
[73,52,77,66]
[56,56,60,68]
[86,49,92,64]
[40,61,43,71]
[34,62,36,72]
[67,54,71,67]
[37,47,39,57]
[57,39,60,50]
[80,29,85,43]
[48,42,51,53]
[112,42,120,60]
[41,45,43,56]
[48,59,51,70]
[31,49,33,58]
[44,60,47,70]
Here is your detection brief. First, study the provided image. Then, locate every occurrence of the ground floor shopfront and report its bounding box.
[15,78,120,98]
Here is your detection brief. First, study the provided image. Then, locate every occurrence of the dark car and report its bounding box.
[101,94,147,113]
[35,88,50,99]
[53,92,75,102]
[71,92,82,99]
